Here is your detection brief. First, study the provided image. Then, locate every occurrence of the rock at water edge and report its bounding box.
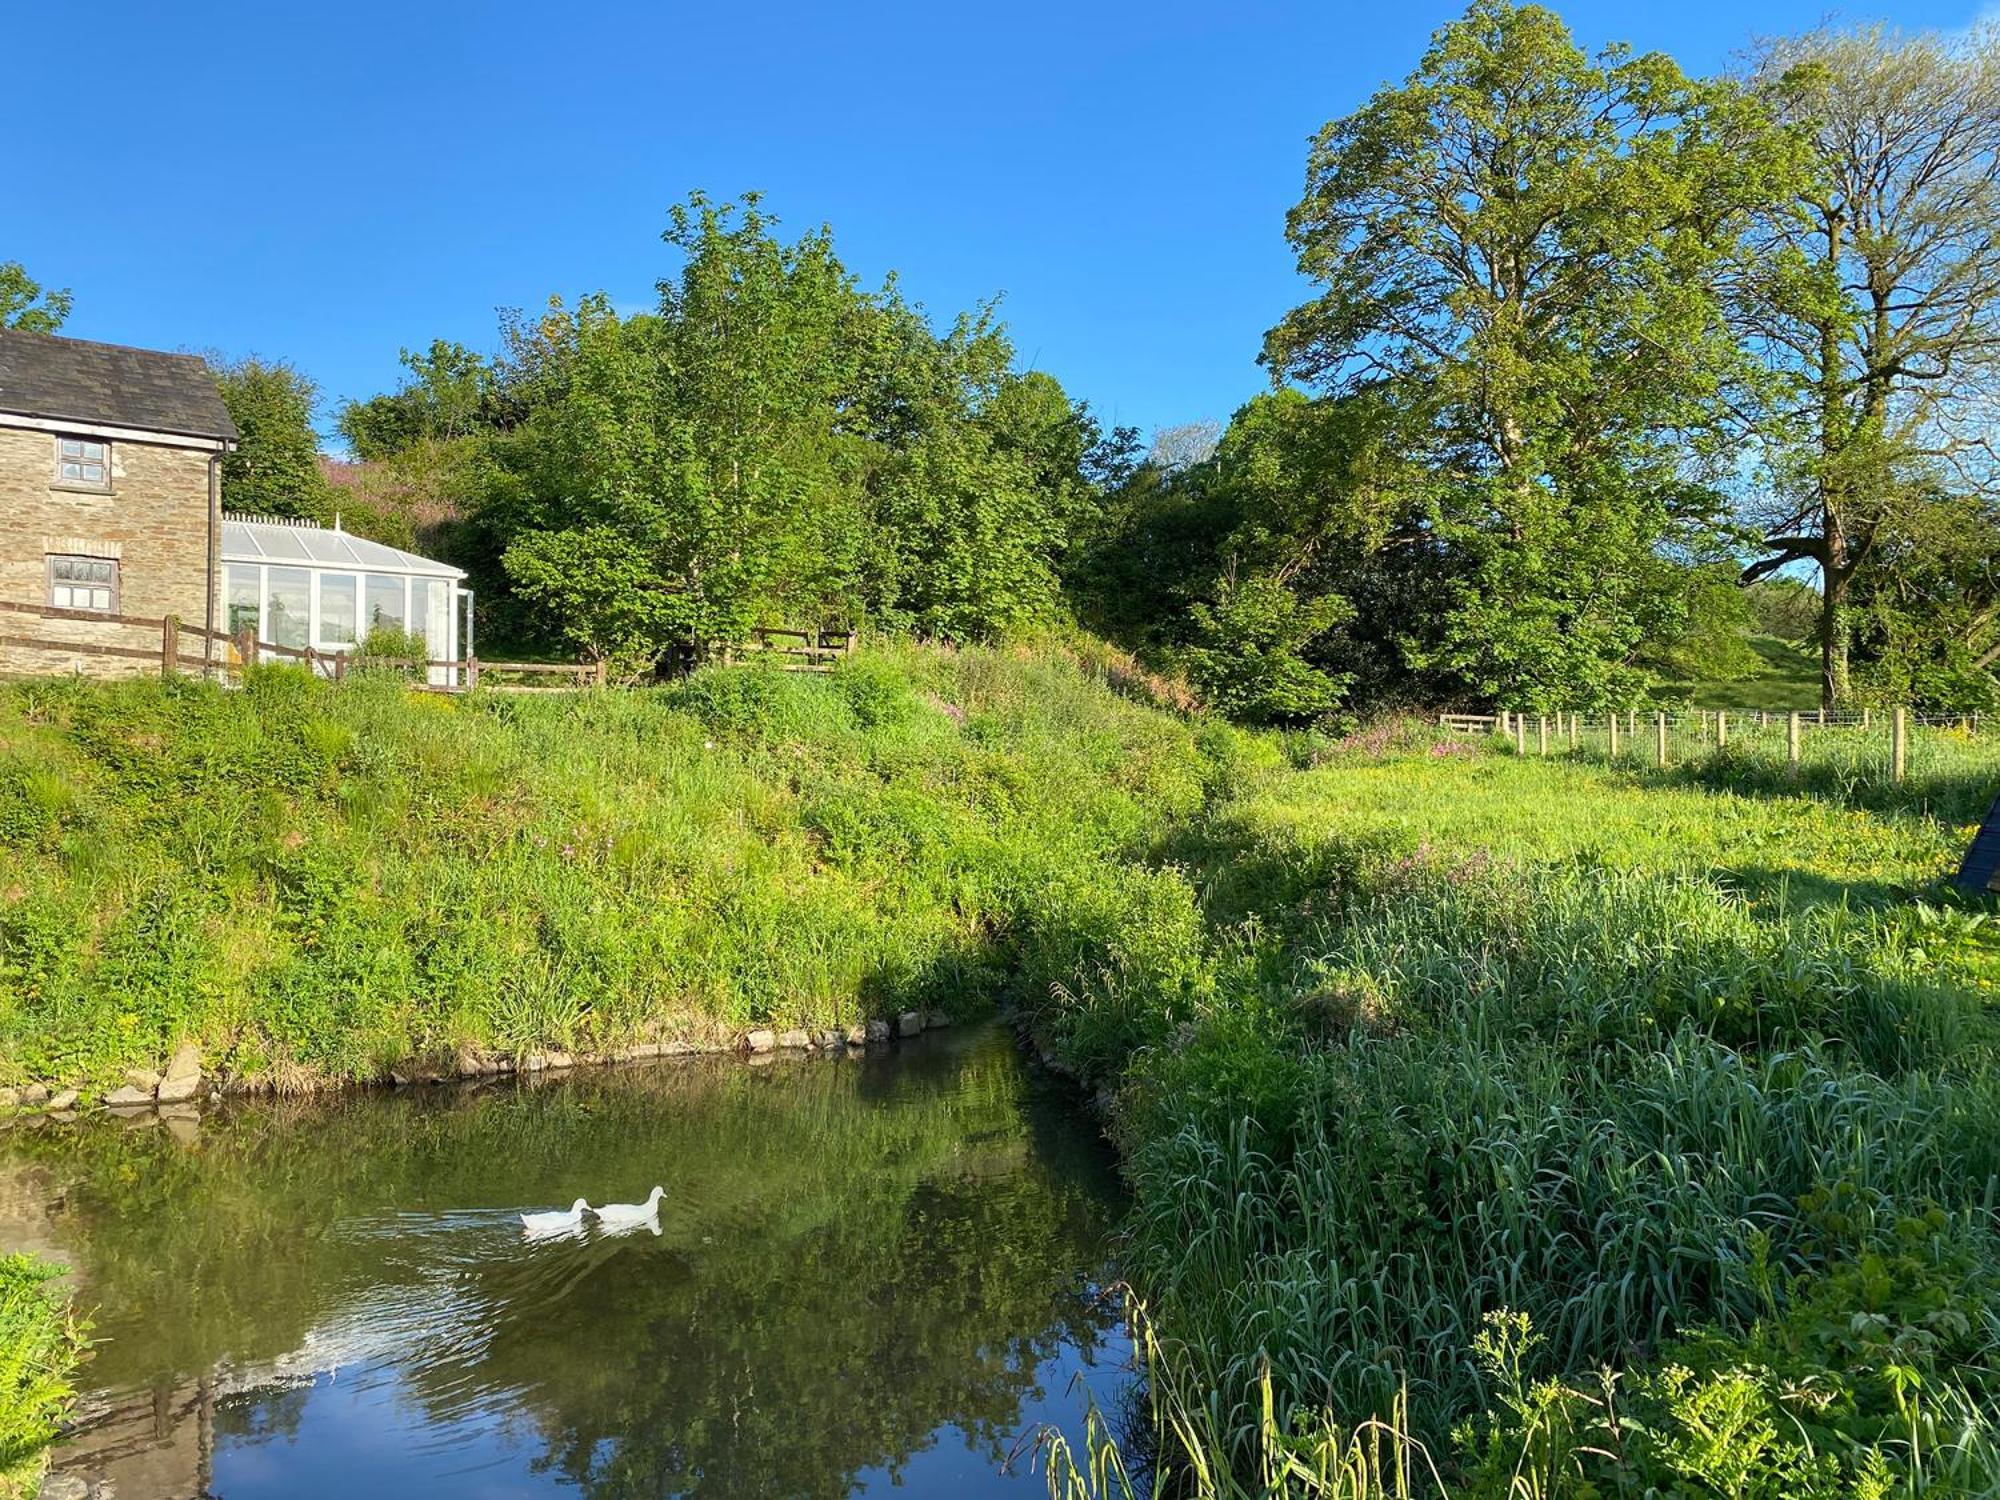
[157,1044,203,1104]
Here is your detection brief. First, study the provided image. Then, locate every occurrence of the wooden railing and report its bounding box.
[0,601,845,691]
[724,627,856,673]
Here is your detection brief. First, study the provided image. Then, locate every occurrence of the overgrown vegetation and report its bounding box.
[7,649,2000,1493]
[1031,717,2000,1495]
[0,1255,86,1499]
[0,644,1203,1089]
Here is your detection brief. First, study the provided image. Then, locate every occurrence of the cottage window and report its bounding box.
[48,555,118,612]
[55,437,110,489]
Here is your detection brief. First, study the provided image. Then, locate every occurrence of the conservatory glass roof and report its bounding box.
[221,515,464,579]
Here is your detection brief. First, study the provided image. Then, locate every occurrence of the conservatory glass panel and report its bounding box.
[319,573,358,647]
[364,574,407,635]
[266,568,309,650]
[225,565,261,637]
[418,579,451,683]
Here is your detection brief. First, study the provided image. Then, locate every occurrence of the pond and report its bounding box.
[0,1025,1133,1499]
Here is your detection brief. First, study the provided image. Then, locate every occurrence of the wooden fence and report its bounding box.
[1441,706,1983,783]
[0,601,852,691]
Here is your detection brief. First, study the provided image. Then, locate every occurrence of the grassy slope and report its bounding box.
[0,644,1206,1090]
[8,648,2000,1493]
[1655,632,1823,711]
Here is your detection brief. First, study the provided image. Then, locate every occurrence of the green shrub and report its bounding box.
[0,1255,87,1499]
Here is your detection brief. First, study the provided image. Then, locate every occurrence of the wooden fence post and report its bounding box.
[1892,707,1907,782]
[1656,712,1668,768]
[160,614,179,677]
[595,659,610,688]
[1514,714,1526,755]
[1787,712,1801,767]
[1816,707,1826,727]
[467,656,480,692]
[1608,713,1620,759]
[233,626,257,677]
[1862,707,1871,730]
[1716,709,1727,749]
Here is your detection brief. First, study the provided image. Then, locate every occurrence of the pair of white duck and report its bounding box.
[521,1185,665,1236]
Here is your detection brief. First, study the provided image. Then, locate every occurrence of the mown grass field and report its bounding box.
[6,648,2000,1495]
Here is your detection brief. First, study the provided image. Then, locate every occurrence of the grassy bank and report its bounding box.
[0,643,1208,1090]
[6,647,2000,1493]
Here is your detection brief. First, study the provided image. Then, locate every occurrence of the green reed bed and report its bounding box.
[1053,744,2000,1495]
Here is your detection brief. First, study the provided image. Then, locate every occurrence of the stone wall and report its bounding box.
[0,423,217,678]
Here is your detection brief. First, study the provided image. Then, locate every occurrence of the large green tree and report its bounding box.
[1262,0,1806,709]
[210,356,333,520]
[472,194,1114,662]
[0,261,70,333]
[336,340,502,460]
[1740,24,2000,708]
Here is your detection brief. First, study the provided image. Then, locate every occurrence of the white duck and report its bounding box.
[521,1198,591,1235]
[593,1186,665,1229]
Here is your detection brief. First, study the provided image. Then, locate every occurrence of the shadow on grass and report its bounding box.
[1626,751,2000,829]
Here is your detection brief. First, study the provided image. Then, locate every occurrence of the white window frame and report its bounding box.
[53,435,111,492]
[218,560,456,673]
[313,571,363,652]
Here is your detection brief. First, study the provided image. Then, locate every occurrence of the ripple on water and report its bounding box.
[11,1024,1131,1499]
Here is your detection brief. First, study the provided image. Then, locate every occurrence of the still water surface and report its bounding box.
[0,1025,1131,1498]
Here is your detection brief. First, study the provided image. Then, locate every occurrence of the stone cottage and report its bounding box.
[0,327,237,676]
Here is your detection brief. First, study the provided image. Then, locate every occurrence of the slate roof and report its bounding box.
[0,328,238,442]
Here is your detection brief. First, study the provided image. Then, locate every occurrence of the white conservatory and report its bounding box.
[221,514,470,684]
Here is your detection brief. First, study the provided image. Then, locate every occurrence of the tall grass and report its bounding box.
[1043,734,2000,1495]
[0,643,1213,1090]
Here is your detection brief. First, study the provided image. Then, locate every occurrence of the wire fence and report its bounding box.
[1439,707,1986,784]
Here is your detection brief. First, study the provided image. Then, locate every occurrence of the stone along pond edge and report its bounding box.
[0,1009,968,1129]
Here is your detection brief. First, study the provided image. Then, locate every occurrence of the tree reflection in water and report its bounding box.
[6,1026,1129,1498]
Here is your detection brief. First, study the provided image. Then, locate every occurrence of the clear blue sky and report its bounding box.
[10,0,1987,449]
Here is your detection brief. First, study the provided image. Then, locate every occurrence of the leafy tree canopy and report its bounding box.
[0,261,71,333]
[210,355,333,522]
